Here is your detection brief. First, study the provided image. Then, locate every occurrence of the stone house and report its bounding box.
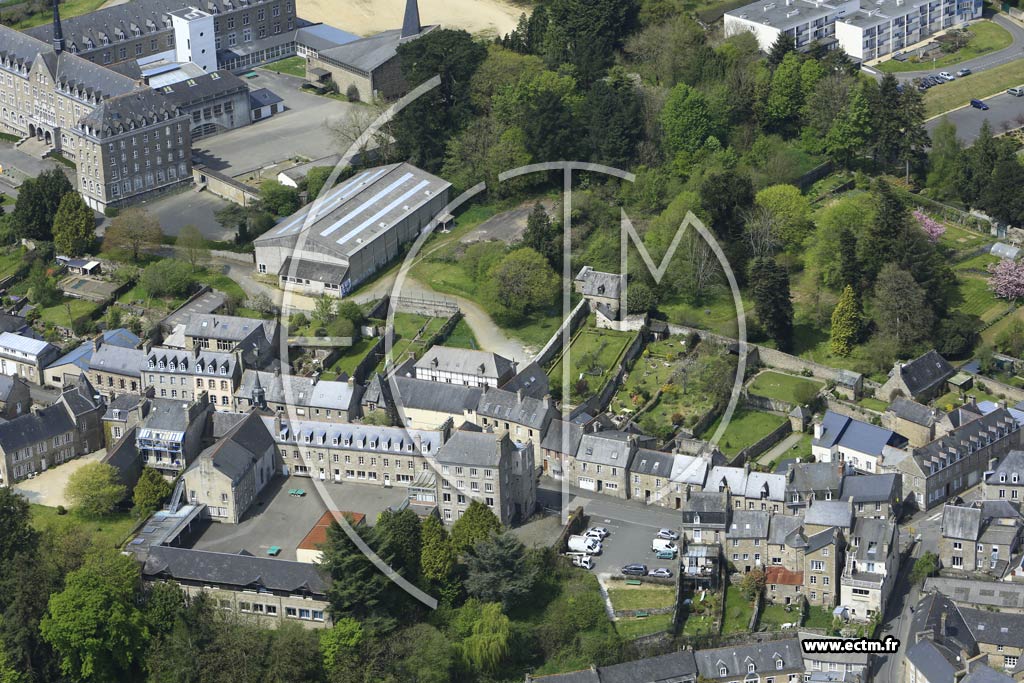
[726,510,770,572]
[785,461,846,513]
[923,577,1024,615]
[629,450,710,510]
[183,411,278,523]
[840,473,903,520]
[234,369,359,422]
[958,608,1024,675]
[680,488,730,545]
[142,346,243,410]
[476,386,557,470]
[413,345,515,388]
[392,375,480,431]
[741,471,787,513]
[878,349,956,403]
[101,391,150,447]
[884,397,940,448]
[538,418,585,480]
[135,397,212,477]
[767,513,808,573]
[939,501,1023,577]
[182,314,278,367]
[803,527,842,608]
[905,593,982,683]
[694,639,804,683]
[568,431,641,499]
[800,632,873,681]
[841,516,899,621]
[89,339,146,398]
[705,465,750,509]
[573,266,623,315]
[986,451,1024,503]
[765,565,804,606]
[812,410,908,474]
[0,374,31,420]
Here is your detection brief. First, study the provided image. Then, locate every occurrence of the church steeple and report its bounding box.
[401,0,421,39]
[52,0,65,53]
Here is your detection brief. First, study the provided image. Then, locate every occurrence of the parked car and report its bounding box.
[656,529,680,540]
[648,568,673,579]
[956,68,972,77]
[970,99,989,110]
[622,564,648,576]
[938,71,955,81]
[1007,86,1024,97]
[585,527,609,540]
[652,538,678,553]
[571,554,593,570]
[655,548,677,560]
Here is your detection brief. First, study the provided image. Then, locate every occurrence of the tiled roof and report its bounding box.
[766,566,803,585]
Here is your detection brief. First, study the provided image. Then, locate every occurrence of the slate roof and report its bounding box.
[191,411,274,484]
[248,87,283,108]
[294,23,360,52]
[60,374,103,417]
[682,491,729,516]
[317,28,421,74]
[103,392,147,421]
[574,266,623,300]
[848,516,894,562]
[142,545,329,595]
[889,397,938,427]
[237,370,355,412]
[0,375,19,402]
[435,430,510,468]
[728,510,770,539]
[789,462,844,494]
[576,431,635,467]
[813,411,905,456]
[80,88,184,137]
[140,398,193,434]
[915,408,1018,474]
[959,608,1024,647]
[897,349,956,397]
[0,314,28,335]
[629,448,676,477]
[907,639,958,683]
[541,419,585,457]
[392,375,481,416]
[264,416,443,456]
[706,465,748,493]
[89,343,145,377]
[744,471,786,501]
[158,70,248,107]
[807,527,839,552]
[500,361,549,400]
[415,345,514,381]
[805,500,853,529]
[694,639,803,679]
[924,577,1024,610]
[0,402,74,453]
[987,451,1024,485]
[798,632,870,664]
[671,454,710,486]
[478,387,554,431]
[278,257,346,285]
[840,473,900,502]
[768,514,806,546]
[962,664,1015,683]
[598,651,698,683]
[185,314,275,344]
[909,592,977,655]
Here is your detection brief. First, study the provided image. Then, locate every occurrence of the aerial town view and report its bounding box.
[3,0,1024,680]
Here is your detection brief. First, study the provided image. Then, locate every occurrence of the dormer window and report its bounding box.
[748,663,756,673]
[720,667,727,676]
[776,659,784,670]
[148,358,155,368]
[1013,473,1020,483]
[1001,473,1007,482]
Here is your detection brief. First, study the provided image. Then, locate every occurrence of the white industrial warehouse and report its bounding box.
[253,163,451,297]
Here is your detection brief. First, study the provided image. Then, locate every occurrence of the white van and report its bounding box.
[652,538,678,553]
[571,555,594,570]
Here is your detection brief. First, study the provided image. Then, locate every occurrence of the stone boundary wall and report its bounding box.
[579,330,648,416]
[745,392,795,414]
[972,375,1024,403]
[733,420,792,466]
[824,396,883,422]
[535,299,590,368]
[391,295,459,318]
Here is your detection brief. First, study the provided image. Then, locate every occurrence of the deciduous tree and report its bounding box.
[460,602,511,674]
[176,224,209,272]
[103,207,162,262]
[65,463,127,517]
[988,259,1024,301]
[482,248,559,323]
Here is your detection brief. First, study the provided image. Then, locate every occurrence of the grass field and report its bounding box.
[323,337,378,379]
[701,408,788,457]
[195,270,247,301]
[939,223,993,252]
[37,298,100,327]
[982,306,1024,345]
[444,318,479,349]
[607,586,676,611]
[924,57,1024,117]
[12,0,106,27]
[722,585,755,635]
[660,292,750,338]
[261,56,307,78]
[0,248,25,280]
[934,385,1000,410]
[30,504,136,551]
[955,275,1008,323]
[548,320,636,402]
[878,21,1012,73]
[615,612,674,639]
[803,607,835,630]
[748,371,823,404]
[953,252,999,272]
[858,396,890,412]
[759,603,801,629]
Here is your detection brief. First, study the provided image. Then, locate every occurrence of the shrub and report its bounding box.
[346,84,360,102]
[104,206,120,218]
[139,260,196,298]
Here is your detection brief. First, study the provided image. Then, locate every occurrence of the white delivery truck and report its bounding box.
[566,553,594,569]
[568,535,601,554]
[652,538,678,553]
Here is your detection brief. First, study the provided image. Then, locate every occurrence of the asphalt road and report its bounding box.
[926,88,1024,143]
[891,14,1024,81]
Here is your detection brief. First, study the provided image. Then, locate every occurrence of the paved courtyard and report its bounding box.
[13,450,106,507]
[132,188,238,240]
[192,70,359,177]
[186,475,408,561]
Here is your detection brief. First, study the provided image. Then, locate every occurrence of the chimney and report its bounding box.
[685,484,691,502]
[543,393,552,410]
[517,387,523,402]
[848,496,854,518]
[93,334,103,351]
[193,345,201,358]
[312,371,319,386]
[142,339,152,354]
[814,422,823,440]
[744,463,751,476]
[940,612,948,637]
[274,366,281,377]
[274,413,281,436]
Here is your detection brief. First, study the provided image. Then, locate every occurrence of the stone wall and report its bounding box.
[824,396,883,422]
[390,295,459,319]
[972,375,1024,403]
[535,299,590,367]
[193,165,260,207]
[578,330,648,416]
[733,419,792,466]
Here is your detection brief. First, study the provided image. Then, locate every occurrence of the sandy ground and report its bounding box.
[13,450,107,507]
[298,0,524,38]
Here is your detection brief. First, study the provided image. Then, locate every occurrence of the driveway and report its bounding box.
[13,450,107,507]
[460,199,557,245]
[926,88,1024,143]
[889,15,1024,81]
[192,70,359,177]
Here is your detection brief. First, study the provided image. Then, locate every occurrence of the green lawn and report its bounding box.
[953,252,999,272]
[722,585,755,635]
[0,247,26,280]
[934,385,1000,411]
[680,590,721,637]
[878,21,1013,73]
[195,270,247,301]
[12,0,107,27]
[803,606,835,630]
[548,319,636,403]
[323,337,378,379]
[955,275,1008,323]
[660,292,750,338]
[615,612,674,639]
[30,504,137,551]
[607,586,676,611]
[260,56,307,78]
[748,371,822,404]
[759,602,801,629]
[982,307,1024,345]
[924,57,1024,117]
[939,222,993,252]
[37,298,100,326]
[444,318,479,349]
[858,397,890,412]
[701,408,788,457]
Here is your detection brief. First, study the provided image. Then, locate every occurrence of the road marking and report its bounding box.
[927,512,942,521]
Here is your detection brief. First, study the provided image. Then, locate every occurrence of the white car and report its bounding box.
[648,568,673,578]
[938,71,955,81]
[656,528,680,540]
[585,527,609,540]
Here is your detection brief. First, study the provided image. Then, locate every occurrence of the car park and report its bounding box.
[656,529,679,540]
[938,71,955,81]
[570,554,593,570]
[622,564,648,576]
[648,568,673,579]
[970,99,989,110]
[956,68,972,77]
[1007,86,1024,97]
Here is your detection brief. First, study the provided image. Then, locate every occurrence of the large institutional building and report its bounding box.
[724,0,983,61]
